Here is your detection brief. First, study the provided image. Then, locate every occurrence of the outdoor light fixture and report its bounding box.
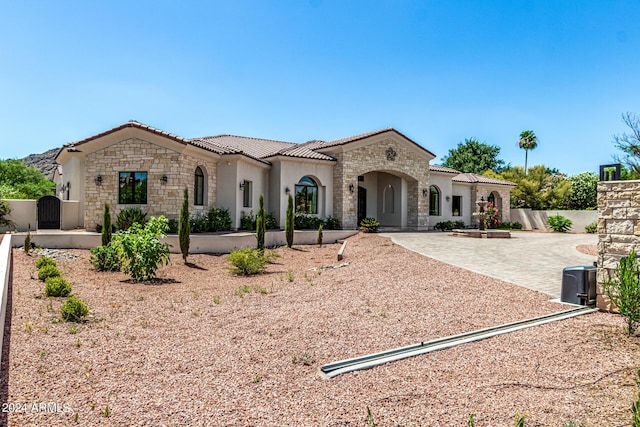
[240,181,245,190]
[285,187,290,194]
[446,195,451,202]
[349,183,355,193]
[94,175,102,184]
[422,188,428,197]
[161,175,168,184]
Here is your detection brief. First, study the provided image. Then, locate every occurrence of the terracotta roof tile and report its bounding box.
[65,120,189,149]
[452,173,516,186]
[429,165,460,174]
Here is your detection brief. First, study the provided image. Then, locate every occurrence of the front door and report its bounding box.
[357,186,367,226]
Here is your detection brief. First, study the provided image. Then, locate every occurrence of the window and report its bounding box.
[452,195,462,216]
[118,172,147,204]
[242,180,252,208]
[383,184,394,214]
[194,167,205,206]
[295,176,318,214]
[429,186,440,216]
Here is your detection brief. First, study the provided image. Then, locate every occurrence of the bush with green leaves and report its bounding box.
[90,243,121,272]
[547,214,572,232]
[294,213,323,230]
[585,221,598,234]
[324,216,341,230]
[0,199,13,228]
[256,194,266,251]
[61,296,89,322]
[112,216,171,281]
[35,256,56,269]
[317,224,323,247]
[360,217,380,233]
[286,194,294,248]
[116,207,148,231]
[102,203,112,246]
[497,221,523,230]
[208,207,233,231]
[603,249,640,335]
[45,277,72,297]
[38,264,61,282]
[227,248,267,275]
[179,188,190,263]
[435,221,466,231]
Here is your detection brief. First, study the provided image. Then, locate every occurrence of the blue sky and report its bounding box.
[1,0,639,176]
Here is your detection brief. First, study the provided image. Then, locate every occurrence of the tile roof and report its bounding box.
[429,165,460,174]
[64,120,189,149]
[452,173,516,186]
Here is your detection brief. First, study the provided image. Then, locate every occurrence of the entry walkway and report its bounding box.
[381,231,598,299]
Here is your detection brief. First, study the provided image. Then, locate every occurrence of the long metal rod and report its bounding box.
[319,306,598,379]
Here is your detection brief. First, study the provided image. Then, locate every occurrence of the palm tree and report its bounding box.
[518,130,538,174]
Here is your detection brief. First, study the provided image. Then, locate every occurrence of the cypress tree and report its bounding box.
[101,203,112,246]
[256,194,266,251]
[285,194,294,248]
[179,188,190,263]
[317,223,323,247]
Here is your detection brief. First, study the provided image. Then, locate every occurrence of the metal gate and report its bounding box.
[37,195,61,229]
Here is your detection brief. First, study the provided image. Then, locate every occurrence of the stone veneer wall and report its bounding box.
[84,138,217,229]
[332,138,429,229]
[596,179,640,310]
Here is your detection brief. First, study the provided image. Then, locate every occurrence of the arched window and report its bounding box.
[194,167,205,206]
[383,184,395,214]
[487,193,495,205]
[429,186,440,216]
[295,176,318,214]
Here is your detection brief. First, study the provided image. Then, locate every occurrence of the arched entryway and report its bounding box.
[487,191,503,220]
[37,195,61,229]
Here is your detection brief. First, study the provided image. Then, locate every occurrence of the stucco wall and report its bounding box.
[83,138,218,229]
[511,209,597,232]
[0,199,36,232]
[596,180,640,310]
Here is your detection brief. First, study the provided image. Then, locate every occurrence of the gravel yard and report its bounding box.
[2,233,639,426]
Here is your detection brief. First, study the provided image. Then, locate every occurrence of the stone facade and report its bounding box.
[84,138,217,229]
[330,138,430,230]
[596,180,640,310]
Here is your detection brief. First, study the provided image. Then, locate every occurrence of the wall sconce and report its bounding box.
[239,181,245,190]
[349,183,355,193]
[94,175,102,185]
[160,175,168,184]
[422,188,428,197]
[446,195,451,202]
[285,187,290,194]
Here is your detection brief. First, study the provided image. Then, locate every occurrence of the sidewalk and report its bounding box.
[381,231,598,298]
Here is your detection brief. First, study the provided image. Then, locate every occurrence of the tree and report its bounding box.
[568,172,598,210]
[613,112,640,176]
[101,203,112,246]
[285,194,294,248]
[518,130,538,175]
[440,138,506,174]
[256,194,266,251]
[178,188,190,263]
[0,159,55,199]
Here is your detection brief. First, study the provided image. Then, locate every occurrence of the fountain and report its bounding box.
[451,196,511,238]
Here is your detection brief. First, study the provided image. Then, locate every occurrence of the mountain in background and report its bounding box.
[18,147,60,181]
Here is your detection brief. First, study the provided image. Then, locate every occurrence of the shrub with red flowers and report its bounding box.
[485,202,501,229]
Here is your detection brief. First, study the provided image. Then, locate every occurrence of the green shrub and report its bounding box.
[24,227,31,254]
[317,224,323,247]
[286,195,294,248]
[90,243,121,272]
[45,277,72,297]
[324,216,341,230]
[256,194,266,251]
[585,221,598,234]
[38,265,61,282]
[167,218,179,233]
[179,188,190,263]
[102,203,112,246]
[603,249,640,335]
[189,213,209,233]
[240,211,255,230]
[435,221,455,231]
[112,216,171,281]
[265,212,278,230]
[36,256,56,269]
[61,296,89,322]
[497,221,523,230]
[547,214,572,232]
[294,213,323,230]
[0,199,13,227]
[116,207,147,231]
[208,207,233,231]
[360,217,380,233]
[227,248,267,275]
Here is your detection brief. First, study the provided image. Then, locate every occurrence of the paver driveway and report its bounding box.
[381,231,598,299]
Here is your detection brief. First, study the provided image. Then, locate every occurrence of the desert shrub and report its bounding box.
[547,214,572,232]
[317,224,323,247]
[324,216,341,230]
[603,249,640,335]
[90,243,121,272]
[112,216,171,281]
[585,221,598,234]
[208,207,233,231]
[265,212,278,230]
[240,211,255,230]
[38,265,61,282]
[295,213,323,230]
[61,296,89,322]
[189,213,209,233]
[227,248,267,275]
[435,221,454,231]
[116,207,147,231]
[35,256,56,269]
[45,277,72,297]
[453,220,466,229]
[24,227,31,254]
[497,221,523,230]
[360,217,380,233]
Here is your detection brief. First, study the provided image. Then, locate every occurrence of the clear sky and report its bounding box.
[1,0,639,176]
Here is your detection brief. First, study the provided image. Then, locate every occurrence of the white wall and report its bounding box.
[61,200,81,229]
[451,184,473,225]
[511,209,597,232]
[0,199,37,232]
[216,160,239,227]
[429,173,456,225]
[376,172,403,227]
[237,161,270,223]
